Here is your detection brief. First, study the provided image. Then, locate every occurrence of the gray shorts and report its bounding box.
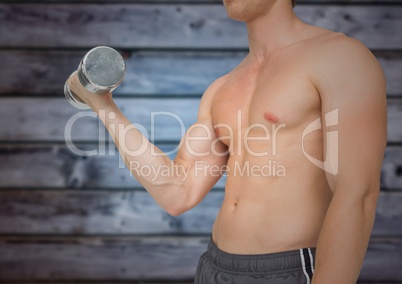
[194,236,316,284]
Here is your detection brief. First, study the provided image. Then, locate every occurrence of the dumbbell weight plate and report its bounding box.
[64,46,126,110]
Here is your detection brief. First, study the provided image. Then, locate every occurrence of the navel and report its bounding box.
[264,111,279,123]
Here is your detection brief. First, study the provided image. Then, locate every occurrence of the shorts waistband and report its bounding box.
[205,236,316,274]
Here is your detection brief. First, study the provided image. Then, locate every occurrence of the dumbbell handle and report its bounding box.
[64,46,126,110]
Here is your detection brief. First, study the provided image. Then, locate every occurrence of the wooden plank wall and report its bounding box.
[0,0,401,283]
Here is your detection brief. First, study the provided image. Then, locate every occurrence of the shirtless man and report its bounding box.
[67,0,387,283]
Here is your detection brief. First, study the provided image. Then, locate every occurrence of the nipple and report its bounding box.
[264,111,279,123]
[215,127,220,137]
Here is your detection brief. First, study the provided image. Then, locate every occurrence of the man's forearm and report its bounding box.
[91,98,189,215]
[311,187,379,284]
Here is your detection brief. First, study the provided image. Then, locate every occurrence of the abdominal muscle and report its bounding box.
[211,146,333,254]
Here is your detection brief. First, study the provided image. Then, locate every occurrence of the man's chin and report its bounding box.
[225,10,248,22]
[227,15,249,22]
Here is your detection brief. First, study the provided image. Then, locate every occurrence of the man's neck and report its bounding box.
[245,1,304,63]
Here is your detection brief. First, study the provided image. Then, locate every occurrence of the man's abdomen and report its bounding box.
[211,155,333,255]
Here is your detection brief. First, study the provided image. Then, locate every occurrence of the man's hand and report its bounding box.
[66,71,229,216]
[67,72,113,110]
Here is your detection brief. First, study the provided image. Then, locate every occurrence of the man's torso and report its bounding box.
[209,28,342,254]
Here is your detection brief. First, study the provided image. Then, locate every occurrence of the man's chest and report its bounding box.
[210,66,321,147]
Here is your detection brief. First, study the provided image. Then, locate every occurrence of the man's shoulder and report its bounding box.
[201,73,230,101]
[306,29,381,75]
[209,73,230,90]
[197,73,230,117]
[308,30,386,100]
[308,31,376,70]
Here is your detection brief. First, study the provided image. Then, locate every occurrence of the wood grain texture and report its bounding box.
[0,144,400,190]
[0,190,399,236]
[0,190,223,235]
[0,143,226,189]
[0,4,401,49]
[382,147,402,191]
[0,236,206,281]
[0,97,197,142]
[0,1,400,283]
[0,51,401,97]
[388,100,402,142]
[0,283,388,284]
[0,98,399,143]
[0,236,399,281]
[3,0,402,3]
[0,50,242,96]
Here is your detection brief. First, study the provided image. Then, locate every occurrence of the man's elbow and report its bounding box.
[362,184,380,212]
[165,186,191,217]
[166,205,188,217]
[166,189,194,217]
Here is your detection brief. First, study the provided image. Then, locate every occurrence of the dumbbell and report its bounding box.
[64,46,126,110]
